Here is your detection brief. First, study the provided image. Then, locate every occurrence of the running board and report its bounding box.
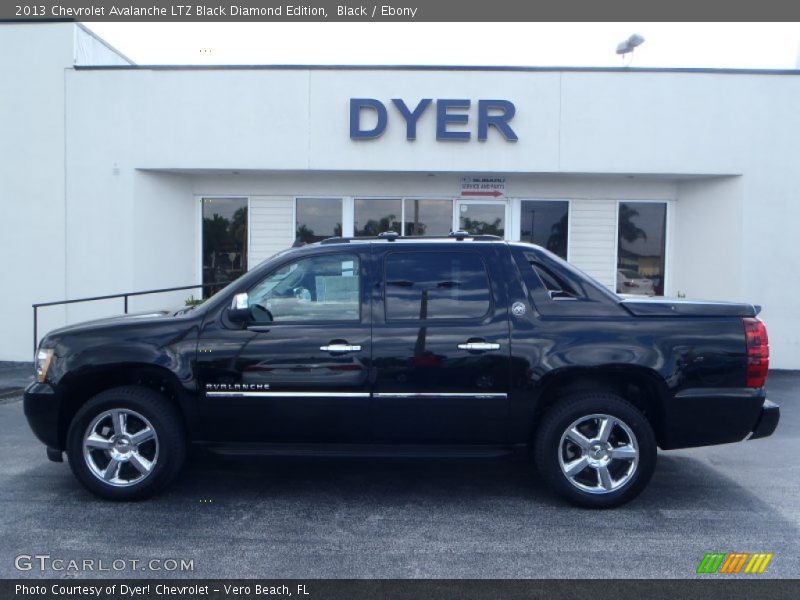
[201,442,518,459]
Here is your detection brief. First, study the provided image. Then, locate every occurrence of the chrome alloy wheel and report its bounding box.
[558,413,639,494]
[82,409,159,487]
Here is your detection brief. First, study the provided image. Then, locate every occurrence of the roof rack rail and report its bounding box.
[318,232,503,244]
[449,231,502,241]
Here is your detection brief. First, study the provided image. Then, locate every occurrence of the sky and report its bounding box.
[84,22,800,69]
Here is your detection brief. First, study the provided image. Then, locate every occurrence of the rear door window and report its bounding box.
[385,251,492,321]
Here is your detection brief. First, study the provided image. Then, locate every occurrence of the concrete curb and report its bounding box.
[0,391,22,403]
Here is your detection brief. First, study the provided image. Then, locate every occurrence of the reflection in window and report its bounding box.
[295,198,343,243]
[459,203,505,237]
[525,254,578,298]
[202,197,248,295]
[248,254,360,323]
[617,202,667,296]
[355,199,402,236]
[520,200,569,259]
[403,199,453,236]
[385,252,491,320]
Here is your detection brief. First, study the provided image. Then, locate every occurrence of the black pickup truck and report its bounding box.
[24,233,779,507]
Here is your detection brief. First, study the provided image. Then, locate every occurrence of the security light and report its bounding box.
[616,34,646,55]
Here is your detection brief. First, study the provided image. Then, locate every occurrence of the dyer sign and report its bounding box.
[350,99,519,142]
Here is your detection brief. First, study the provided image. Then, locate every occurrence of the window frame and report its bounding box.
[244,251,363,326]
[353,197,404,237]
[198,196,250,296]
[518,199,571,260]
[614,199,672,297]
[402,197,455,237]
[382,249,494,324]
[454,199,509,239]
[351,197,456,237]
[294,197,345,244]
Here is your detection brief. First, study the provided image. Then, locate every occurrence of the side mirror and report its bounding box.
[228,292,252,323]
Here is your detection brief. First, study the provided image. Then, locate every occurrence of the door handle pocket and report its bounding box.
[320,343,362,353]
[457,341,500,352]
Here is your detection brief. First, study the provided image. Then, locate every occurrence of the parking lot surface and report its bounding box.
[0,373,797,579]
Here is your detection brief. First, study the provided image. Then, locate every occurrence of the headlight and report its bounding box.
[35,349,54,383]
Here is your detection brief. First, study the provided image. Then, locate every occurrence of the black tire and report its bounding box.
[534,391,657,508]
[66,386,186,501]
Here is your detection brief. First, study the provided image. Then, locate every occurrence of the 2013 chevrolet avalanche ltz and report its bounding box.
[24,233,779,507]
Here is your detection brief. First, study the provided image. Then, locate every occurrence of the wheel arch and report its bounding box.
[531,365,669,447]
[56,364,197,450]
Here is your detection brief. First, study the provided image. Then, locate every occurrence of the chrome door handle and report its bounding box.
[457,342,500,351]
[320,344,362,353]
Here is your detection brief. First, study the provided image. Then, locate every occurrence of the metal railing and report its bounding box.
[32,283,221,354]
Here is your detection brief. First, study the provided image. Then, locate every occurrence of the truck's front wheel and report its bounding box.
[66,386,185,500]
[534,392,657,508]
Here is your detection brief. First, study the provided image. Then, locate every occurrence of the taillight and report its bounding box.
[743,317,769,388]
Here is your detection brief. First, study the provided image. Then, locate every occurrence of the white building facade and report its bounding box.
[2,23,799,367]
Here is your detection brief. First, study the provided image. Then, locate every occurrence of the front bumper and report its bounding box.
[750,399,780,440]
[23,381,65,451]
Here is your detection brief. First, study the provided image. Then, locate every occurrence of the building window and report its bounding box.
[617,202,667,296]
[295,198,342,243]
[385,251,491,321]
[458,202,505,237]
[202,197,248,294]
[355,198,402,236]
[403,199,453,236]
[520,200,569,259]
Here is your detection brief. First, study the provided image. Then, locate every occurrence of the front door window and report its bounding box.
[247,254,360,323]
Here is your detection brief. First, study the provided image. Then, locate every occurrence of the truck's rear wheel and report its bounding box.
[534,391,656,508]
[66,386,185,500]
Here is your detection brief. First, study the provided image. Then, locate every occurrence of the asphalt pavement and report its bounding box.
[0,372,797,579]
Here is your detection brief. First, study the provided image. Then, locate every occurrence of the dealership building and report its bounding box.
[2,22,800,367]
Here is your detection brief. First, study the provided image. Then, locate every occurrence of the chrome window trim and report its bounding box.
[205,391,371,398]
[205,391,507,399]
[373,392,507,399]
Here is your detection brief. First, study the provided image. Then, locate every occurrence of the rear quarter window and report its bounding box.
[511,245,627,317]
